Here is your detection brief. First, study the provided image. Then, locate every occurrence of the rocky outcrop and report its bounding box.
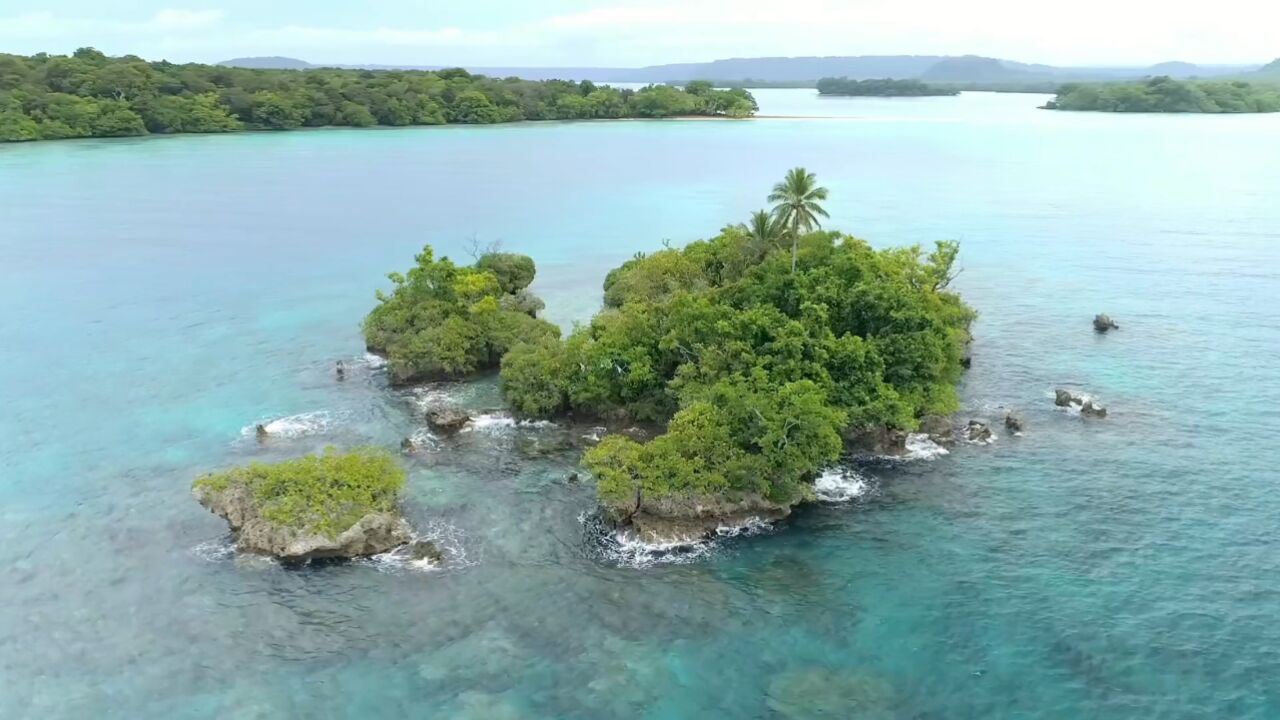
[918,415,955,446]
[966,420,993,443]
[193,483,412,561]
[1005,411,1024,433]
[844,425,908,455]
[1081,400,1108,418]
[425,404,471,432]
[1055,389,1107,418]
[607,492,790,544]
[1093,314,1119,332]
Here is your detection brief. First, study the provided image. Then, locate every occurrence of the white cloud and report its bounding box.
[0,8,224,41]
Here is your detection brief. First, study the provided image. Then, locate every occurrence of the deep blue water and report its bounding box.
[3,91,1280,718]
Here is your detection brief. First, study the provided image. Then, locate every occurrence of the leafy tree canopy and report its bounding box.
[1045,76,1280,113]
[363,247,559,383]
[816,77,960,97]
[500,174,974,516]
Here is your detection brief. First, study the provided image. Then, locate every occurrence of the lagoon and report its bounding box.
[3,91,1280,718]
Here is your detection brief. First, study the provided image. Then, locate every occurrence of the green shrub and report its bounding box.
[193,447,406,538]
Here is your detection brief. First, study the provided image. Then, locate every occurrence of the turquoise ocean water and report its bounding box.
[2,91,1280,718]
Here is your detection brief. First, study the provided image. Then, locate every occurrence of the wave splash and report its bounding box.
[364,521,476,574]
[462,412,556,433]
[814,469,871,502]
[239,410,344,440]
[581,512,772,568]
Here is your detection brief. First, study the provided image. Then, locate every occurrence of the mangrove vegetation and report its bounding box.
[1044,76,1280,113]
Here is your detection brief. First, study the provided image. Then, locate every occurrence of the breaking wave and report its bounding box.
[581,512,772,568]
[239,410,345,440]
[904,433,950,460]
[462,412,556,433]
[364,521,477,574]
[814,469,871,502]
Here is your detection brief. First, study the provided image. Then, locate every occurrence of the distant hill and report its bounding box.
[1255,58,1280,77]
[921,56,1043,83]
[217,56,313,70]
[214,54,1261,84]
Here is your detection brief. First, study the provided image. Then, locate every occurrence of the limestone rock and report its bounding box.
[919,414,955,446]
[1005,411,1024,433]
[193,483,411,561]
[425,404,471,432]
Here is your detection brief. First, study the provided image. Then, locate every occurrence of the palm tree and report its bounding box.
[767,167,830,273]
[745,209,785,257]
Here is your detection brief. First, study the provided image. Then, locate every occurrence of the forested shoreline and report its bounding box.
[0,49,757,143]
[1044,76,1280,113]
[816,77,959,97]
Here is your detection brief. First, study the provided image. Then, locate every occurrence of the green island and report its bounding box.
[363,168,972,539]
[192,447,419,561]
[816,77,960,97]
[1044,76,1280,113]
[0,49,758,143]
[362,248,560,384]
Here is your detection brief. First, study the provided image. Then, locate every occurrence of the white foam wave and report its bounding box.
[602,529,717,568]
[904,433,950,460]
[191,538,236,562]
[404,427,442,454]
[239,410,344,440]
[361,352,387,370]
[584,513,773,568]
[462,412,556,433]
[814,469,870,502]
[364,521,476,574]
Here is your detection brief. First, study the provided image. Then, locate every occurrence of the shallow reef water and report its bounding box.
[3,91,1280,718]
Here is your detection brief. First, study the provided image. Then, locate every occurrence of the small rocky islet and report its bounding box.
[195,173,1116,557]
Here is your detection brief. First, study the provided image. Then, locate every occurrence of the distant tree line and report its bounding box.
[816,77,959,97]
[1044,76,1280,113]
[0,49,759,142]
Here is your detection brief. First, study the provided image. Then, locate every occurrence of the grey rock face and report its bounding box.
[1093,314,1119,332]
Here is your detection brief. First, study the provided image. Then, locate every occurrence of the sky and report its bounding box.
[0,0,1277,68]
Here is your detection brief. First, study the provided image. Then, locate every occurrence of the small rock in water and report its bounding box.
[1004,412,1024,433]
[966,420,993,443]
[255,423,269,442]
[407,540,444,564]
[1054,388,1083,407]
[335,360,346,380]
[1080,400,1108,418]
[1093,314,1119,332]
[400,437,415,453]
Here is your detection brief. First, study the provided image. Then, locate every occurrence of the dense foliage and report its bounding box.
[1044,76,1280,113]
[0,48,758,142]
[816,77,959,97]
[501,175,973,513]
[193,447,406,537]
[363,247,559,383]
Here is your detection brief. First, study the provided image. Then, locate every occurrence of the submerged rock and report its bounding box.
[407,540,444,564]
[1093,314,1119,332]
[966,420,993,443]
[195,480,411,560]
[1005,411,1024,433]
[766,668,896,720]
